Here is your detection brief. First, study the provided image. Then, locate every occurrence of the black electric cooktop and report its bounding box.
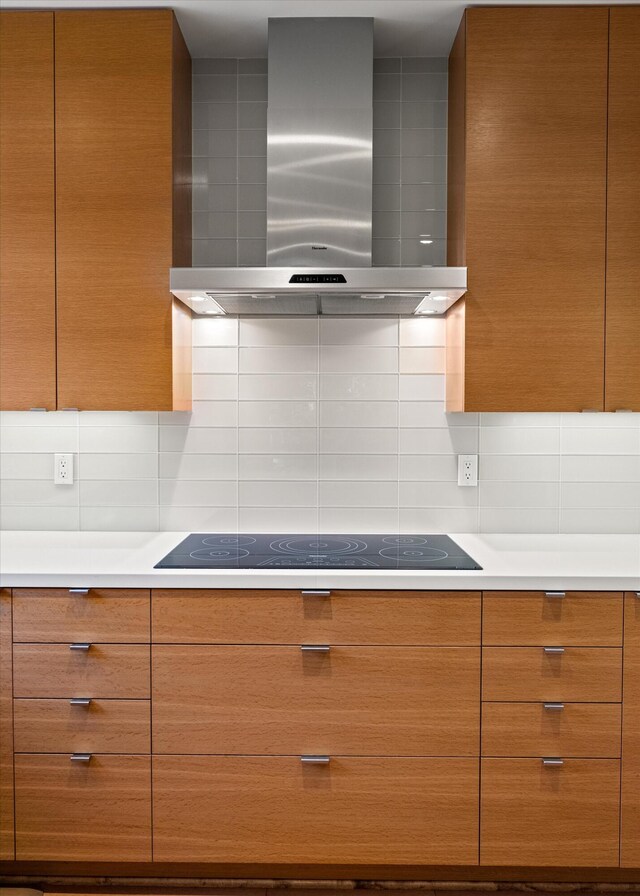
[155,534,482,570]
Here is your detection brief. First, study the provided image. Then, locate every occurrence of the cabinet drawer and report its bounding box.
[153,755,479,864]
[15,753,151,861]
[482,702,621,758]
[13,588,150,642]
[483,591,622,646]
[481,758,620,866]
[14,698,150,753]
[482,647,621,702]
[153,645,480,755]
[152,589,481,645]
[13,643,150,698]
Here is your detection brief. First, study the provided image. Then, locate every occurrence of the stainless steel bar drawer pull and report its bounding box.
[544,591,566,598]
[636,592,640,598]
[301,590,331,596]
[543,646,565,654]
[69,642,91,651]
[69,588,90,595]
[301,755,330,764]
[543,702,565,711]
[70,698,92,707]
[542,758,564,767]
[301,644,331,653]
[70,753,92,762]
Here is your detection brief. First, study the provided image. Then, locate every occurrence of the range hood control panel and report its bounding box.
[289,274,347,284]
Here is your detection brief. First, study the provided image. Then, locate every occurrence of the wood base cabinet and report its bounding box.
[153,756,479,865]
[622,592,640,866]
[14,754,151,861]
[481,758,620,867]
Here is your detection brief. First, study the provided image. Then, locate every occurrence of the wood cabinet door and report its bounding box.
[153,756,479,864]
[0,12,56,410]
[447,7,609,411]
[15,753,151,861]
[481,758,620,866]
[0,590,14,858]
[605,7,640,411]
[622,592,640,866]
[54,10,191,410]
[153,645,480,756]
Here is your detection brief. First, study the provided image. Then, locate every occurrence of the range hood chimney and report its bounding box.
[170,17,467,316]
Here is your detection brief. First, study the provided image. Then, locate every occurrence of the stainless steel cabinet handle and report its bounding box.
[543,646,565,654]
[542,758,564,767]
[301,590,331,596]
[29,407,47,412]
[70,753,92,762]
[543,702,565,711]
[301,755,330,764]
[70,698,92,706]
[544,591,565,599]
[69,642,91,651]
[301,645,331,653]
[636,592,640,598]
[69,588,90,595]
[614,409,633,413]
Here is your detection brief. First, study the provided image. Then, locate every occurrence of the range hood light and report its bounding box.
[415,294,448,316]
[419,234,434,245]
[360,293,386,299]
[191,295,225,315]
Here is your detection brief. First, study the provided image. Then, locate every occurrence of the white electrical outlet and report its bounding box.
[54,453,74,485]
[458,454,478,487]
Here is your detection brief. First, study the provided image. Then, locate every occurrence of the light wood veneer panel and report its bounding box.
[605,7,640,411]
[622,592,640,866]
[482,592,623,646]
[481,758,620,866]
[54,10,191,410]
[152,590,481,645]
[0,590,14,858]
[482,647,622,702]
[153,756,479,864]
[0,12,56,410]
[482,702,621,758]
[448,7,608,411]
[13,644,150,699]
[153,645,480,756]
[12,588,150,643]
[14,698,150,754]
[15,754,151,861]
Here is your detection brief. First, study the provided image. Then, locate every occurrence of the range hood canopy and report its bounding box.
[171,17,467,317]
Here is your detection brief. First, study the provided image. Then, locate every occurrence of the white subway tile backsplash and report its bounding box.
[1,316,637,535]
[320,374,398,401]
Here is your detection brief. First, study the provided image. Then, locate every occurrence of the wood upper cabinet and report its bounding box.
[446,7,609,411]
[55,10,192,410]
[605,7,640,412]
[622,592,640,867]
[0,13,56,410]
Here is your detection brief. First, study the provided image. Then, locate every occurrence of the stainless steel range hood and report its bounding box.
[171,17,467,316]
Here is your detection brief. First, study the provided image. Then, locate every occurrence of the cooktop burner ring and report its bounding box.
[379,546,449,563]
[383,536,429,546]
[189,547,251,562]
[201,536,256,547]
[270,537,368,555]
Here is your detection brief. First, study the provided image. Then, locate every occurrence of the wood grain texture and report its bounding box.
[0,12,56,410]
[12,589,150,643]
[14,754,151,861]
[482,592,623,647]
[482,647,622,702]
[152,590,481,646]
[13,698,150,754]
[152,645,480,756]
[605,6,640,411]
[448,7,608,411]
[481,758,620,866]
[446,15,466,269]
[622,592,640,866]
[153,756,479,864]
[54,10,191,411]
[482,702,622,758]
[13,644,150,699]
[0,590,14,858]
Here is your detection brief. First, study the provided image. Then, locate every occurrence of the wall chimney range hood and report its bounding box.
[171,18,466,316]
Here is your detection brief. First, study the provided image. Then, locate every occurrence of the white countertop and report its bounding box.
[0,531,638,590]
